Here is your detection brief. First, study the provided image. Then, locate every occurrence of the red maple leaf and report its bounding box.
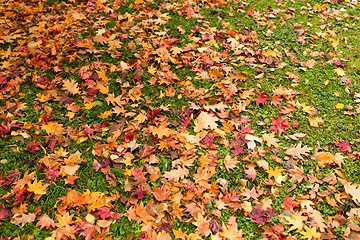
[244,167,257,181]
[130,187,147,200]
[254,92,270,106]
[96,207,113,219]
[336,139,351,153]
[137,145,157,158]
[282,196,297,211]
[25,140,41,154]
[270,116,289,135]
[0,204,12,220]
[249,207,269,225]
[230,146,244,156]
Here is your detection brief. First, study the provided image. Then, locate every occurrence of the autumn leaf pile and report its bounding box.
[1,0,360,239]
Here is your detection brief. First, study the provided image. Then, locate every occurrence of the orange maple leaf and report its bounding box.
[194,111,219,132]
[152,185,171,201]
[36,213,55,229]
[63,79,80,95]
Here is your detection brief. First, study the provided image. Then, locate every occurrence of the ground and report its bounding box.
[0,0,360,239]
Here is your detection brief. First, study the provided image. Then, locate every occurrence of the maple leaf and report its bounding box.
[335,139,351,153]
[96,207,113,220]
[283,211,306,232]
[266,167,283,181]
[152,185,171,201]
[262,132,280,148]
[270,116,289,135]
[137,144,157,158]
[36,213,55,229]
[282,196,298,211]
[289,166,306,183]
[300,59,316,68]
[25,140,41,154]
[0,204,12,220]
[285,142,312,159]
[193,214,211,237]
[244,166,257,181]
[27,178,49,195]
[300,226,321,240]
[224,155,239,170]
[63,79,80,95]
[249,207,269,225]
[55,212,75,228]
[194,111,219,132]
[254,92,270,106]
[136,202,155,223]
[220,223,244,240]
[230,146,244,156]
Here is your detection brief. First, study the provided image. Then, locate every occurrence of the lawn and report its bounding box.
[1,0,360,239]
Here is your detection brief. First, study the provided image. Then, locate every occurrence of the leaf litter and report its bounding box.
[0,0,360,239]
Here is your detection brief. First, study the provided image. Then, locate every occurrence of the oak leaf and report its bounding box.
[151,126,175,139]
[163,167,189,182]
[11,213,36,227]
[285,142,312,159]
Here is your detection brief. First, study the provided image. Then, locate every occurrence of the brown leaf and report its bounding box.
[285,142,312,159]
[11,213,36,227]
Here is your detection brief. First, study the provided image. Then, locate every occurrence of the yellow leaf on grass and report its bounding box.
[300,226,321,240]
[262,132,280,148]
[27,178,49,195]
[308,117,324,127]
[84,101,94,109]
[334,68,345,76]
[266,167,283,181]
[98,110,113,119]
[193,111,219,132]
[148,65,156,75]
[336,103,344,109]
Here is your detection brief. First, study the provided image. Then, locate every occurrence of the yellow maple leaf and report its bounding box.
[41,121,64,136]
[148,65,156,75]
[83,101,94,109]
[98,110,113,119]
[27,178,49,195]
[266,167,283,181]
[300,226,321,240]
[262,132,280,148]
[284,212,307,232]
